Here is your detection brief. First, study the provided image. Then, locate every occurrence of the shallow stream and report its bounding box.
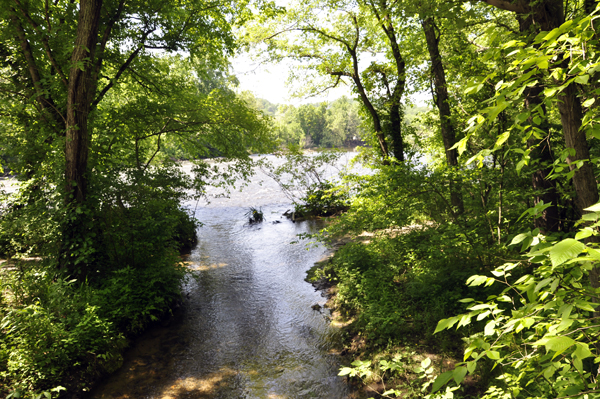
[90,155,353,399]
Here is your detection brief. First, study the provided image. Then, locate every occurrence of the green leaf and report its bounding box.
[434,317,458,334]
[589,248,600,260]
[456,137,468,155]
[510,233,529,245]
[543,364,556,379]
[584,203,600,212]
[431,370,454,393]
[421,358,432,368]
[583,98,595,107]
[535,277,553,292]
[574,299,596,312]
[544,336,576,359]
[574,342,592,359]
[466,361,476,374]
[549,238,585,267]
[542,27,563,43]
[484,320,496,336]
[486,350,500,360]
[521,317,535,329]
[476,310,491,321]
[469,303,492,310]
[487,100,509,121]
[516,112,529,122]
[575,228,594,240]
[466,275,488,286]
[544,87,559,97]
[537,59,549,69]
[575,74,590,84]
[494,132,510,148]
[453,366,468,385]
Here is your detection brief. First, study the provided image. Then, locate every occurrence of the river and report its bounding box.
[90,154,356,399]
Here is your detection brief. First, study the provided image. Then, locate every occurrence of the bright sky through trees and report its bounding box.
[232,52,353,104]
[232,52,428,105]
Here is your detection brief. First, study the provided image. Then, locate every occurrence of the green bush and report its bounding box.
[94,262,186,334]
[326,230,498,350]
[0,268,127,397]
[0,166,197,397]
[295,181,349,217]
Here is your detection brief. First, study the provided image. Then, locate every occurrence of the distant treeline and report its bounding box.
[246,94,364,148]
[243,92,429,150]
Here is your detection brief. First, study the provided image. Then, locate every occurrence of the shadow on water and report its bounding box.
[91,201,349,399]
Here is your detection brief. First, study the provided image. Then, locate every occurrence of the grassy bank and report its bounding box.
[307,225,511,398]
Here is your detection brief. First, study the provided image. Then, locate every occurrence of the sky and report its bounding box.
[231,52,353,106]
[231,52,429,107]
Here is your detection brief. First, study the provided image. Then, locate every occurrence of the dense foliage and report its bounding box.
[3,0,600,397]
[0,0,275,397]
[265,0,600,398]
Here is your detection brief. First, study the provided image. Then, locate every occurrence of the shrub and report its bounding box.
[0,268,127,397]
[295,181,349,217]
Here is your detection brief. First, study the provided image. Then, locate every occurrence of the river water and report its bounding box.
[90,154,355,399]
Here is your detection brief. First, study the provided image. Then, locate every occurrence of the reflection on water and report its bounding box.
[91,155,353,398]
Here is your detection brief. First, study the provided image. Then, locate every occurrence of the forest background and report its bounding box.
[1,0,600,398]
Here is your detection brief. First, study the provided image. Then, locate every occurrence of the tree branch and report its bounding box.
[93,0,127,85]
[91,31,150,109]
[12,0,68,87]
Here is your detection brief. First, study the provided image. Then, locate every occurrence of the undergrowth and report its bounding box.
[0,166,197,398]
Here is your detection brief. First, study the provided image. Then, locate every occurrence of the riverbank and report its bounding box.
[0,204,196,398]
[306,225,490,398]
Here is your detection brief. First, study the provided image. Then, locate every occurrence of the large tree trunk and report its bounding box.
[352,74,389,158]
[422,17,464,214]
[484,1,599,215]
[527,0,599,215]
[558,84,599,214]
[530,0,599,286]
[422,17,457,167]
[517,15,561,233]
[383,17,405,162]
[65,0,103,205]
[62,0,103,274]
[339,47,389,159]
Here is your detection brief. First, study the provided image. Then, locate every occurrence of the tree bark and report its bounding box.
[484,0,599,284]
[65,0,102,204]
[558,84,599,214]
[368,0,405,161]
[389,103,404,161]
[422,16,464,214]
[422,17,457,168]
[61,0,102,274]
[518,15,561,233]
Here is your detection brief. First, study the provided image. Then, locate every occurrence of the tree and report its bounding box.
[250,0,414,160]
[0,0,270,274]
[478,0,599,219]
[325,96,363,147]
[420,14,464,213]
[297,103,329,146]
[273,104,306,146]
